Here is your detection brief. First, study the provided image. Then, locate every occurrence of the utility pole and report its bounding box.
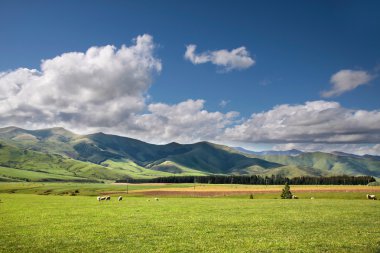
[126,178,129,194]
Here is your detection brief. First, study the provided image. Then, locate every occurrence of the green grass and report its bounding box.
[0,166,90,182]
[262,152,380,177]
[0,194,379,253]
[0,143,120,181]
[148,160,209,176]
[0,143,209,181]
[102,159,207,179]
[0,182,193,196]
[224,191,379,200]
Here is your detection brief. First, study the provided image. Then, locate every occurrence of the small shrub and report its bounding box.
[281,182,293,199]
[249,194,254,199]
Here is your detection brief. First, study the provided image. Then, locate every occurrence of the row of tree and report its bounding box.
[116,175,376,185]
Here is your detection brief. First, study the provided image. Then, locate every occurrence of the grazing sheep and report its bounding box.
[310,197,315,199]
[292,195,299,199]
[105,196,111,201]
[367,194,377,200]
[97,196,106,201]
[155,198,159,201]
[118,196,123,201]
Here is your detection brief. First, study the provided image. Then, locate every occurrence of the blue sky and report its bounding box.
[1,0,380,154]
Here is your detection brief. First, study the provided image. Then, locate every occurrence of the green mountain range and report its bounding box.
[0,126,379,182]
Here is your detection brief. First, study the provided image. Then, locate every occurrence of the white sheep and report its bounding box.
[367,194,377,200]
[118,196,123,201]
[155,197,159,201]
[292,195,299,199]
[97,196,107,201]
[105,196,111,201]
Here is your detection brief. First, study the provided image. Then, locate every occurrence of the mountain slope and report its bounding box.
[1,126,379,180]
[0,142,106,181]
[73,132,193,164]
[0,126,78,157]
[261,152,380,177]
[0,127,284,177]
[147,142,281,174]
[234,147,303,156]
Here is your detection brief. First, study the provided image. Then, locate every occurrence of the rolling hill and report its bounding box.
[0,126,379,181]
[0,142,105,182]
[257,152,380,178]
[0,127,283,180]
[0,127,279,174]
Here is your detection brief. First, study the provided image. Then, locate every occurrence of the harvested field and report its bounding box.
[129,184,380,197]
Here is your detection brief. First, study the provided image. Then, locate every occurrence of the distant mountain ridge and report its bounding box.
[0,126,379,181]
[233,147,303,156]
[0,127,284,180]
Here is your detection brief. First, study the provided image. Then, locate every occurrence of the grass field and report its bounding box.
[0,183,379,252]
[0,166,90,182]
[0,182,193,196]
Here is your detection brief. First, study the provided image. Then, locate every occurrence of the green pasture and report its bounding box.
[0,182,379,200]
[0,182,194,196]
[101,160,207,179]
[0,193,379,253]
[0,166,90,182]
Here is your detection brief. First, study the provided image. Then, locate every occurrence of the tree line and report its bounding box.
[116,174,376,185]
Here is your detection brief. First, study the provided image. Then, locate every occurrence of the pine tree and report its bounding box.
[281,182,293,199]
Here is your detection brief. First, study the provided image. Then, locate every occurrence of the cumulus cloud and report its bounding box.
[0,35,240,144]
[0,68,41,100]
[1,35,380,149]
[184,44,255,71]
[223,100,380,144]
[126,99,239,143]
[0,34,161,129]
[321,69,374,97]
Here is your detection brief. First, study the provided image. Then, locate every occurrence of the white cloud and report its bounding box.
[223,100,380,144]
[126,99,239,143]
[184,44,255,71]
[0,34,161,129]
[1,35,380,149]
[219,100,230,108]
[321,69,374,97]
[0,35,240,144]
[0,68,40,100]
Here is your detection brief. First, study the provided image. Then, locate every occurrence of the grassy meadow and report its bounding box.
[0,183,379,252]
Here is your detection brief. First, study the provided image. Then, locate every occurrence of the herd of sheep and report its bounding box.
[95,195,377,201]
[97,196,160,202]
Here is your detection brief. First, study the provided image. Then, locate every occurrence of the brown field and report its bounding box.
[105,184,380,197]
[111,182,172,186]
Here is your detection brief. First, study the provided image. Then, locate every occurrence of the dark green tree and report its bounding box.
[281,182,293,199]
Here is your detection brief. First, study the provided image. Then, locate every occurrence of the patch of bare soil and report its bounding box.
[111,183,172,186]
[130,185,380,197]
